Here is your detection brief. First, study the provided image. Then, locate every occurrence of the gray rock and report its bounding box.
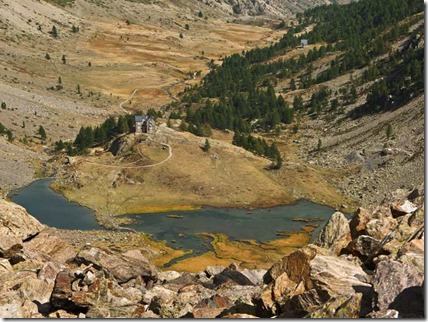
[346,235,381,258]
[0,199,44,248]
[240,268,266,286]
[38,261,61,283]
[372,260,424,317]
[157,270,182,282]
[214,268,255,287]
[304,294,362,318]
[205,266,225,278]
[366,309,399,318]
[315,212,351,255]
[345,151,365,163]
[75,248,156,284]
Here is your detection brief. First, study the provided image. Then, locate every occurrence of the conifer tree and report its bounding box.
[38,125,47,140]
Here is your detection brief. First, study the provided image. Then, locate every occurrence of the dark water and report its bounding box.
[9,179,103,230]
[10,179,336,259]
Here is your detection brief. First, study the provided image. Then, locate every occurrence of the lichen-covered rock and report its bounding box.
[372,260,424,317]
[315,212,351,255]
[304,294,362,318]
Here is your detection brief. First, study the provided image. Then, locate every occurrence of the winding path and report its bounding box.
[119,89,140,114]
[84,143,172,169]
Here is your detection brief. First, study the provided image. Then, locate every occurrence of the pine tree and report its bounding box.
[317,138,322,151]
[62,55,66,64]
[38,125,47,140]
[51,25,58,37]
[202,138,210,152]
[290,78,296,90]
[386,123,393,140]
[117,116,130,134]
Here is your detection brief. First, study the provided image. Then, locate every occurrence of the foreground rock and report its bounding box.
[0,186,424,318]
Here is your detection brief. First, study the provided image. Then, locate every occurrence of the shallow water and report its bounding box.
[124,201,335,255]
[10,179,336,256]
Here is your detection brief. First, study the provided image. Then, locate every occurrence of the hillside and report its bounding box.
[165,0,424,207]
[0,0,288,194]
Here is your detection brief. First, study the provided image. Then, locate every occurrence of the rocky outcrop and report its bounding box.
[0,185,424,318]
[315,211,351,255]
[0,198,44,256]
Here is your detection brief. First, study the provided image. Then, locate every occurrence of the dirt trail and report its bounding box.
[119,89,140,114]
[84,143,172,169]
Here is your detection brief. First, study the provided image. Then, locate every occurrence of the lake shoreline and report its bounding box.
[10,178,338,271]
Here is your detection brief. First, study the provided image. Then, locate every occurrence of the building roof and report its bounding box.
[135,115,144,122]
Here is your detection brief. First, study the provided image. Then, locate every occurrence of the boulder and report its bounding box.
[407,184,424,201]
[0,199,44,247]
[214,266,255,287]
[0,298,42,318]
[18,276,55,306]
[0,258,13,275]
[372,260,424,317]
[50,271,75,311]
[239,269,266,286]
[408,205,424,228]
[157,270,182,283]
[345,151,365,163]
[345,235,381,258]
[315,212,351,255]
[172,284,216,317]
[205,266,225,278]
[192,295,231,318]
[75,248,156,284]
[390,200,418,218]
[279,289,322,318]
[365,216,397,240]
[264,245,319,284]
[23,233,76,264]
[304,294,362,318]
[38,262,61,283]
[366,309,399,318]
[261,245,372,317]
[48,310,78,318]
[349,208,371,239]
[166,272,200,286]
[309,255,372,300]
[222,313,259,318]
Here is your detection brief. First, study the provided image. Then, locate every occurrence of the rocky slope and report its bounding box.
[0,183,423,318]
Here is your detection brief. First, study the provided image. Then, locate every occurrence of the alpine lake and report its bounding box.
[10,178,337,267]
